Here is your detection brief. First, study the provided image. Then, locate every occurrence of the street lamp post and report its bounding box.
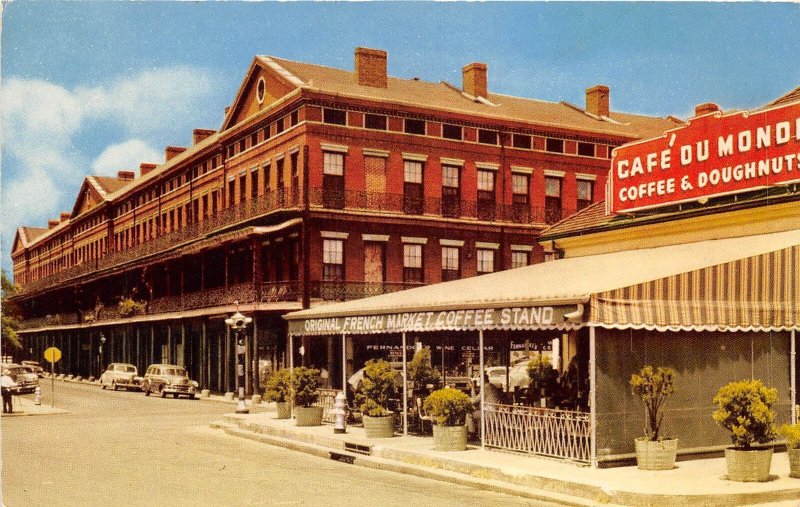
[98,333,106,379]
[225,304,252,414]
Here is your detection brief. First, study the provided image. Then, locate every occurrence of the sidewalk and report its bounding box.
[211,406,800,507]
[1,394,69,417]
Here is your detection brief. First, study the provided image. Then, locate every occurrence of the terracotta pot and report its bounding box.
[788,448,800,479]
[724,446,773,482]
[275,401,291,420]
[634,437,678,470]
[432,424,468,451]
[363,414,394,438]
[294,405,323,427]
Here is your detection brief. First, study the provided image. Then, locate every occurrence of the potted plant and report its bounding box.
[291,367,323,426]
[264,368,292,419]
[629,365,678,470]
[424,387,474,451]
[712,379,778,482]
[527,357,559,407]
[408,348,440,396]
[357,359,397,438]
[779,423,800,478]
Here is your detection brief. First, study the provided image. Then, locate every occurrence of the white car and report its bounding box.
[100,363,142,391]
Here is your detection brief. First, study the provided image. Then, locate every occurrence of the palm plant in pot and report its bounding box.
[424,387,474,451]
[356,359,398,438]
[264,368,292,419]
[712,379,777,482]
[528,357,559,408]
[779,423,800,478]
[629,365,678,470]
[291,367,323,427]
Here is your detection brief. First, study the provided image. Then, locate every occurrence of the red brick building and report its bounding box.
[11,48,678,393]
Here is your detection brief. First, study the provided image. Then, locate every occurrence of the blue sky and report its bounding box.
[2,1,799,275]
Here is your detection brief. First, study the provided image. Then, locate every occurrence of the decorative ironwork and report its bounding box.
[483,403,591,464]
[310,281,424,302]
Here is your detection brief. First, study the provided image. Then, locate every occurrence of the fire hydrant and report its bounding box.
[34,386,42,405]
[333,391,347,434]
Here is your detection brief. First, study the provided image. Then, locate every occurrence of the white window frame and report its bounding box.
[323,152,344,176]
[404,160,423,183]
[477,249,495,273]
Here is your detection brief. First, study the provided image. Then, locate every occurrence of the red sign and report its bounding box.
[609,101,800,213]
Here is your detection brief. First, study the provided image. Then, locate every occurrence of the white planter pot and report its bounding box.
[295,406,323,427]
[788,448,800,479]
[363,414,394,438]
[724,446,773,482]
[275,401,291,420]
[432,424,468,451]
[634,437,678,470]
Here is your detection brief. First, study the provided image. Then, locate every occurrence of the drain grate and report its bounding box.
[330,452,356,464]
[343,442,372,455]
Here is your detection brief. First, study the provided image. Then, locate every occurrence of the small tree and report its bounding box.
[528,357,559,396]
[630,366,676,441]
[356,359,398,417]
[408,348,440,392]
[424,388,474,426]
[1,270,22,350]
[118,297,146,317]
[291,367,322,408]
[712,379,777,449]
[780,423,800,450]
[264,368,292,403]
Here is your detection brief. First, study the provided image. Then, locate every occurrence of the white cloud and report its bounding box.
[1,167,64,252]
[91,139,161,177]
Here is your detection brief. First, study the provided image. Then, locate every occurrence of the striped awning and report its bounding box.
[591,245,799,332]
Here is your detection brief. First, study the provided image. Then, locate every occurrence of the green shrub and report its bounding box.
[118,298,146,317]
[424,388,474,426]
[779,423,800,450]
[712,379,777,449]
[527,357,559,395]
[356,359,397,417]
[291,367,322,407]
[264,368,292,403]
[629,365,676,441]
[408,348,440,391]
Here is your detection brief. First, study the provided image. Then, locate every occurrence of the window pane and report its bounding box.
[441,246,459,270]
[477,249,494,273]
[323,152,344,175]
[323,108,347,125]
[577,142,595,157]
[477,170,494,191]
[442,166,459,188]
[478,129,497,145]
[403,244,422,268]
[405,119,426,135]
[442,124,462,140]
[512,134,532,149]
[512,174,529,195]
[545,177,561,197]
[546,138,564,153]
[577,180,594,201]
[511,251,529,269]
[365,114,387,130]
[404,161,423,183]
[323,239,343,264]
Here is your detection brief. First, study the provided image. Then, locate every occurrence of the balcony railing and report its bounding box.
[309,280,424,301]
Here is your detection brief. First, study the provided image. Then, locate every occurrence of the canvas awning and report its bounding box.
[285,229,800,336]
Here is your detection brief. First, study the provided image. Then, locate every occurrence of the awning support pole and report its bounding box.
[792,329,797,425]
[288,334,294,374]
[589,325,597,469]
[402,331,408,436]
[342,333,347,396]
[479,329,485,450]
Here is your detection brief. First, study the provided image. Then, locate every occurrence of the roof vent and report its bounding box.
[586,85,610,118]
[193,129,216,144]
[355,47,388,88]
[165,146,187,161]
[462,62,487,99]
[117,171,135,181]
[694,102,721,116]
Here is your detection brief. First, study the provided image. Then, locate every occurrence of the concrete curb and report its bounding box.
[210,420,598,506]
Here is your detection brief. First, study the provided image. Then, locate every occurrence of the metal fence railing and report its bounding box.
[316,388,339,424]
[484,403,591,464]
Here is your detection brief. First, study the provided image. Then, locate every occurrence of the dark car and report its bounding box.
[3,364,40,394]
[141,364,198,399]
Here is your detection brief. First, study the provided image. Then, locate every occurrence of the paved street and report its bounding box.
[3,382,546,506]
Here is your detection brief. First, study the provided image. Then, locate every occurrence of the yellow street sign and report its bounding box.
[44,347,62,363]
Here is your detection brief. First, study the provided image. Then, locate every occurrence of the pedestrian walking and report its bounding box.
[2,369,18,414]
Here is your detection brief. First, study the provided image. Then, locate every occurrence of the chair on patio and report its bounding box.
[416,397,434,434]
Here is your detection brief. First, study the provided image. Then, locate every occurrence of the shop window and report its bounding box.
[403,244,423,283]
[478,129,498,145]
[477,170,496,220]
[545,176,562,224]
[404,119,426,135]
[578,142,595,157]
[577,179,594,211]
[441,165,461,218]
[511,251,529,269]
[477,249,494,274]
[322,152,345,209]
[403,160,424,215]
[365,114,387,130]
[323,108,347,126]
[441,246,460,281]
[322,239,344,282]
[546,138,564,153]
[442,124,462,140]
[513,134,532,149]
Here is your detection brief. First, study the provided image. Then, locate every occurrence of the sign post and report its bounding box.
[44,347,62,408]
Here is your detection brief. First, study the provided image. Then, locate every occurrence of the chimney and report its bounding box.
[193,128,216,144]
[462,62,488,98]
[48,219,59,229]
[694,102,720,116]
[165,146,187,161]
[117,170,135,181]
[586,85,610,117]
[60,212,71,222]
[140,163,158,177]
[354,47,388,88]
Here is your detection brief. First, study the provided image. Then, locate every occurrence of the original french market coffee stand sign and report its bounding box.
[609,101,800,213]
[288,305,577,336]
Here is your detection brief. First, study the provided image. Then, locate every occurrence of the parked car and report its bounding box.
[100,363,142,391]
[141,364,199,399]
[472,366,511,391]
[21,360,44,378]
[2,364,40,394]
